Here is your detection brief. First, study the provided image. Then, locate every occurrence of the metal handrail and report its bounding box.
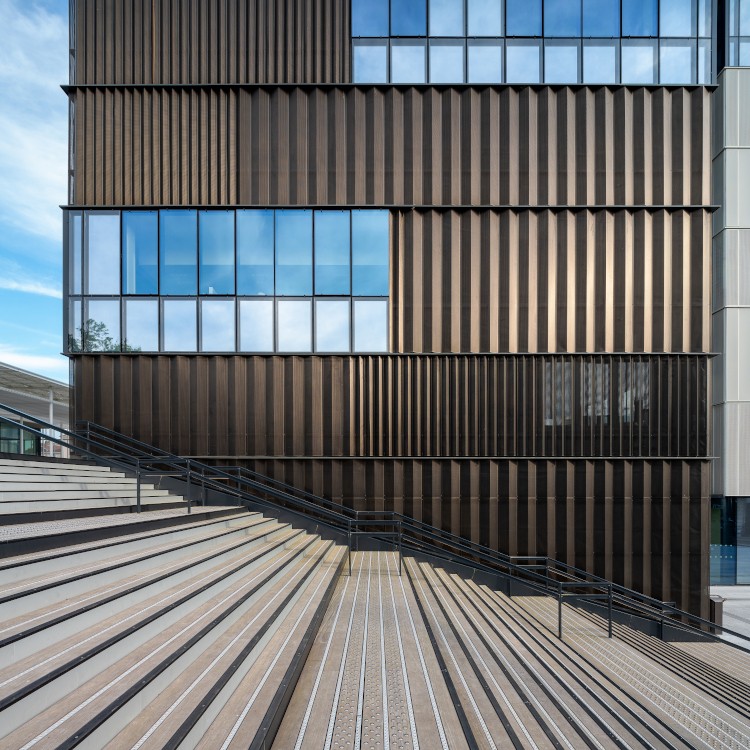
[2,402,748,647]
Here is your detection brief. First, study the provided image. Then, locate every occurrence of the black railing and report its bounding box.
[0,401,747,648]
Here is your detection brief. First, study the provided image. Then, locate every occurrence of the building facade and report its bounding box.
[64,0,726,615]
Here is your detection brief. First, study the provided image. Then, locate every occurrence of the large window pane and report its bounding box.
[742,0,750,34]
[275,210,312,295]
[86,212,120,295]
[544,0,580,36]
[468,40,503,82]
[352,0,388,36]
[85,299,120,351]
[661,0,696,36]
[68,298,82,352]
[583,41,619,83]
[429,40,465,83]
[353,300,388,352]
[352,211,389,295]
[660,40,696,83]
[122,211,158,295]
[277,300,312,352]
[237,210,274,296]
[621,40,657,83]
[430,0,464,36]
[506,41,541,83]
[391,40,427,83]
[698,0,711,35]
[160,210,197,295]
[315,211,350,295]
[391,0,427,35]
[468,0,502,36]
[201,299,235,352]
[69,212,82,295]
[583,0,619,37]
[315,300,351,352]
[544,41,579,83]
[239,300,274,352]
[125,299,158,351]
[622,0,657,36]
[199,210,235,295]
[506,0,541,36]
[353,40,389,82]
[163,299,197,351]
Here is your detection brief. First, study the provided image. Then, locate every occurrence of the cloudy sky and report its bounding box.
[0,0,68,381]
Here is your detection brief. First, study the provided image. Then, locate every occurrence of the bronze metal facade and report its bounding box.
[67,0,712,615]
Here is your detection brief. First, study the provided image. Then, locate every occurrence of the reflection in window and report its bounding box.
[86,212,120,294]
[125,299,158,351]
[622,0,657,36]
[85,299,120,351]
[354,300,388,352]
[391,40,427,83]
[163,299,197,351]
[352,0,389,36]
[122,211,158,295]
[660,0,695,37]
[698,0,710,35]
[353,39,389,82]
[315,211,350,295]
[352,211,389,295]
[468,0,502,36]
[621,40,657,83]
[237,210,274,296]
[276,210,312,295]
[544,361,572,426]
[583,41,618,83]
[468,40,503,82]
[430,40,465,83]
[277,300,312,352]
[68,298,82,352]
[660,40,696,83]
[583,0,619,37]
[315,300,351,352]
[506,41,541,83]
[544,0,581,37]
[201,299,235,352]
[506,0,541,36]
[199,210,235,295]
[391,0,427,35]
[430,0,464,36]
[69,212,82,295]
[240,300,274,352]
[698,38,710,83]
[160,210,197,295]
[544,41,580,83]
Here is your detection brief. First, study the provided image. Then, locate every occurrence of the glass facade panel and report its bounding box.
[122,211,158,295]
[201,299,235,352]
[430,0,464,36]
[315,300,351,352]
[237,210,275,296]
[506,0,542,36]
[467,0,502,36]
[660,39,696,83]
[352,0,389,36]
[124,299,159,351]
[544,0,581,37]
[239,299,274,352]
[467,39,503,82]
[622,0,657,36]
[506,40,541,82]
[621,39,657,83]
[354,300,388,352]
[698,0,711,35]
[69,212,82,295]
[163,299,197,351]
[86,212,120,295]
[275,210,312,295]
[583,40,619,82]
[277,300,312,352]
[429,40,465,82]
[698,38,710,82]
[741,0,750,35]
[315,211,350,295]
[661,0,696,37]
[583,0,620,37]
[391,0,427,35]
[160,210,197,295]
[391,40,427,82]
[353,39,389,82]
[85,299,120,351]
[544,41,580,83]
[199,210,235,295]
[68,298,82,352]
[352,211,389,295]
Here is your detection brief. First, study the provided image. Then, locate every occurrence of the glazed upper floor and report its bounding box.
[67,0,750,87]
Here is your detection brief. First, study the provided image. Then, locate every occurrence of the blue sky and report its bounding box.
[0,0,69,382]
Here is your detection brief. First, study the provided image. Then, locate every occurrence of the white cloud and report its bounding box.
[0,276,62,299]
[0,349,68,381]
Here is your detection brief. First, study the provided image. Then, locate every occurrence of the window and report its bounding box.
[506,0,542,36]
[544,41,580,83]
[468,0,502,36]
[315,300,351,352]
[352,211,389,295]
[621,40,657,83]
[660,0,696,37]
[354,300,388,352]
[275,210,312,295]
[124,299,159,351]
[199,210,235,295]
[506,41,541,82]
[544,0,581,37]
[201,299,235,351]
[240,299,274,352]
[468,40,503,82]
[622,0,657,36]
[163,299,197,351]
[315,211,350,295]
[430,0,464,36]
[391,40,427,82]
[85,299,120,351]
[277,300,312,352]
[69,212,82,295]
[660,39,696,83]
[68,298,82,352]
[86,212,120,294]
[583,0,619,37]
[160,210,197,295]
[352,0,389,36]
[429,40,465,83]
[583,40,619,83]
[354,39,389,82]
[391,0,427,35]
[122,211,158,295]
[237,210,274,295]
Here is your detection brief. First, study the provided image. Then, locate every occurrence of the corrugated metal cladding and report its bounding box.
[72,86,712,207]
[72,0,350,85]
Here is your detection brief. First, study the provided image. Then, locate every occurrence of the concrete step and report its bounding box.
[0,494,185,517]
[0,487,170,501]
[0,458,123,474]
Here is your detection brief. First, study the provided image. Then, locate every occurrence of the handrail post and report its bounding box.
[348,520,352,577]
[186,459,192,515]
[200,466,206,506]
[398,520,403,577]
[136,458,141,513]
[558,582,563,639]
[608,584,613,638]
